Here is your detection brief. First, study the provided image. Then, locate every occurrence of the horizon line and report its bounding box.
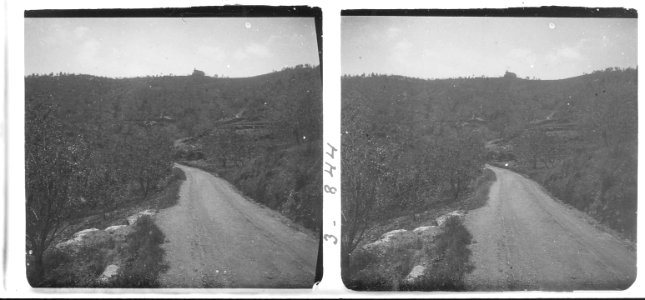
[24,63,321,80]
[341,66,638,81]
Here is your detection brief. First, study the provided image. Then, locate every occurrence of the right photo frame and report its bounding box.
[340,8,637,291]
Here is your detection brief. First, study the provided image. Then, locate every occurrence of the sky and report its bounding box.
[342,17,637,80]
[25,17,319,78]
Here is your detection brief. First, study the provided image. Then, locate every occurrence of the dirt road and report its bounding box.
[154,164,318,288]
[464,165,636,291]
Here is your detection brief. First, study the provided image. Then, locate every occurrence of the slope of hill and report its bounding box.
[27,64,321,138]
[342,67,637,245]
[25,65,322,285]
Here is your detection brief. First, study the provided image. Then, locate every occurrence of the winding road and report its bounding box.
[154,164,318,288]
[464,165,636,291]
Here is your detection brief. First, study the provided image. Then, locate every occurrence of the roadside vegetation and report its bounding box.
[343,169,494,291]
[346,217,474,292]
[156,167,187,209]
[26,96,174,285]
[341,73,488,286]
[462,169,496,211]
[491,68,637,241]
[109,216,167,287]
[401,218,473,291]
[29,168,184,287]
[182,141,321,231]
[177,65,323,232]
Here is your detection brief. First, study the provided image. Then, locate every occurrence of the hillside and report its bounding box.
[27,65,321,137]
[25,65,322,285]
[341,67,637,259]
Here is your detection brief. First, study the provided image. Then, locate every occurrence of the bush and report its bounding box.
[348,271,396,291]
[348,249,375,274]
[28,248,71,286]
[389,247,416,280]
[402,217,473,291]
[38,238,115,287]
[346,234,420,291]
[111,216,167,287]
[171,167,187,181]
[156,167,186,209]
[42,248,72,271]
[464,168,497,210]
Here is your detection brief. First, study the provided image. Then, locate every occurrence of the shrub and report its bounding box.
[111,216,167,287]
[171,167,187,181]
[347,235,420,291]
[348,249,375,274]
[38,238,114,287]
[29,248,71,286]
[348,269,395,291]
[402,217,473,291]
[157,167,186,209]
[465,168,497,210]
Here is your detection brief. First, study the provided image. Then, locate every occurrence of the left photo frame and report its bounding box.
[23,6,323,288]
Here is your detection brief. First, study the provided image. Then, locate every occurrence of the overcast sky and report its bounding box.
[342,17,637,80]
[25,17,319,78]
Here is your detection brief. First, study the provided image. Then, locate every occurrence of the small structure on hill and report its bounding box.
[192,68,206,77]
[504,71,518,79]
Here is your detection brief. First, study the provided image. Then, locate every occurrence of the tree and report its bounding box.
[341,138,384,273]
[25,102,82,285]
[516,129,560,169]
[434,132,485,200]
[204,127,238,168]
[119,125,173,199]
[340,91,386,272]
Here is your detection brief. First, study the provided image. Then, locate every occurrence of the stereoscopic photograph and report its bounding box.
[341,9,636,291]
[25,7,322,288]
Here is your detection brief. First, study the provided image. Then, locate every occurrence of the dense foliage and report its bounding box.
[520,68,638,240]
[188,65,323,231]
[26,76,174,284]
[341,75,488,269]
